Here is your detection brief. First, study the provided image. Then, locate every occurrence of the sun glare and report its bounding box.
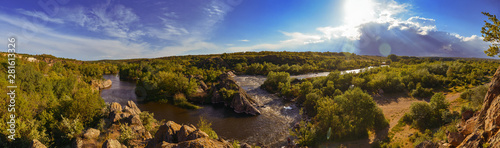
[343,0,376,26]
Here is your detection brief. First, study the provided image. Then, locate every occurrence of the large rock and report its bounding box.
[83,128,100,139]
[30,139,47,148]
[91,79,113,90]
[147,121,230,148]
[177,125,196,142]
[102,139,126,148]
[447,131,465,147]
[110,102,122,113]
[125,101,141,115]
[149,121,183,147]
[210,72,261,115]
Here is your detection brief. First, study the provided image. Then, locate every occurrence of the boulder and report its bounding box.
[211,72,261,115]
[110,102,122,113]
[240,143,252,148]
[126,101,141,115]
[147,121,230,148]
[127,114,143,125]
[177,125,196,142]
[83,128,100,139]
[230,93,261,115]
[174,138,232,148]
[30,139,47,148]
[187,129,209,141]
[103,79,112,88]
[102,139,126,148]
[149,121,183,147]
[72,137,83,148]
[447,131,465,147]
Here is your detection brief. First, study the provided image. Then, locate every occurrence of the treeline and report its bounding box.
[0,55,118,147]
[115,51,387,109]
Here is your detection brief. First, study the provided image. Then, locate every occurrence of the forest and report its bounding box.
[1,51,500,147]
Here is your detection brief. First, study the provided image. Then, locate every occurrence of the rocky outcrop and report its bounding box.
[91,79,113,91]
[102,139,127,148]
[108,101,152,140]
[209,72,261,115]
[454,67,500,147]
[147,121,231,148]
[83,128,100,139]
[30,139,47,148]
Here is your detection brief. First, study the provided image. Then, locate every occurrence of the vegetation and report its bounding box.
[197,117,218,140]
[0,55,109,147]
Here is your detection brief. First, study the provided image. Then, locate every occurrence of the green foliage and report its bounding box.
[261,71,290,93]
[197,117,218,139]
[303,93,321,117]
[232,140,240,148]
[388,54,398,62]
[411,83,434,98]
[140,111,158,135]
[402,93,452,130]
[313,88,388,142]
[59,115,84,140]
[290,121,317,146]
[481,12,500,57]
[461,85,488,109]
[219,88,237,102]
[119,123,136,146]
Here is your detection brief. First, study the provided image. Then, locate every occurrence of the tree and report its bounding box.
[482,12,500,57]
[388,54,398,62]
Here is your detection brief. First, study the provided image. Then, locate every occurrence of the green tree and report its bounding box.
[482,12,500,57]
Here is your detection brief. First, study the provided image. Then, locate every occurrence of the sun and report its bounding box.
[343,0,376,26]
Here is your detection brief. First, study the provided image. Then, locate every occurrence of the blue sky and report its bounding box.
[0,0,499,60]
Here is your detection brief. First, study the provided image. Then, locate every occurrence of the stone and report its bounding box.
[126,101,141,115]
[187,129,209,141]
[110,102,122,113]
[103,79,112,88]
[240,143,252,148]
[83,128,100,139]
[30,139,47,148]
[102,139,126,148]
[447,131,464,147]
[177,125,196,142]
[72,137,83,148]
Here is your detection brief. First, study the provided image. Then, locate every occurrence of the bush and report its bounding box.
[408,102,433,129]
[290,121,317,146]
[59,115,84,140]
[119,123,136,146]
[262,71,290,93]
[197,117,218,139]
[411,83,434,98]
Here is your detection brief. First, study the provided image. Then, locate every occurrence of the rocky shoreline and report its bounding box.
[29,101,269,148]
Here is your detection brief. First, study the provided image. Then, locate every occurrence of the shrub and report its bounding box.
[262,71,290,93]
[197,117,218,139]
[290,121,317,146]
[59,115,84,140]
[119,123,136,146]
[411,83,434,98]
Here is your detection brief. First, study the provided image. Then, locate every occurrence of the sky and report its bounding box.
[0,0,499,60]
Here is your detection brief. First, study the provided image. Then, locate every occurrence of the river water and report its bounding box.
[101,74,299,146]
[100,65,387,145]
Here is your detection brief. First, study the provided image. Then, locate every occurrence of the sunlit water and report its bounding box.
[100,65,387,145]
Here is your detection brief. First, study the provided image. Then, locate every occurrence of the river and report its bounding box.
[101,74,299,146]
[100,65,387,145]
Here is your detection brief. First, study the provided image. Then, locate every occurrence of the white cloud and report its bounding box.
[227,0,492,58]
[16,9,64,24]
[239,39,250,42]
